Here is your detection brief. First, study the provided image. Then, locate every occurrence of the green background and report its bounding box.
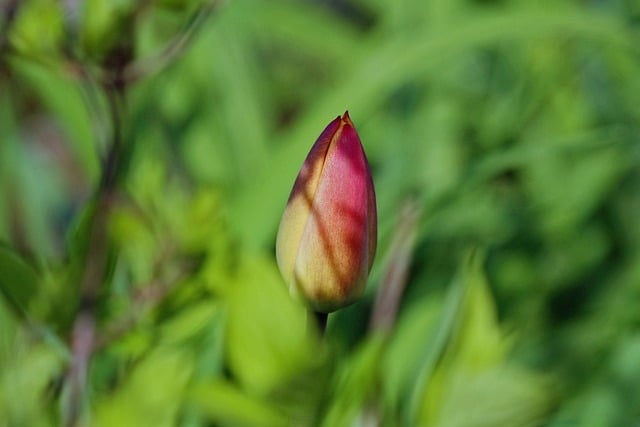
[1,0,640,425]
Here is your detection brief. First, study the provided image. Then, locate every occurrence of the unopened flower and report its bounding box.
[276,112,377,313]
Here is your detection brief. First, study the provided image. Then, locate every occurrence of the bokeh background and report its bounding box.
[1,0,640,425]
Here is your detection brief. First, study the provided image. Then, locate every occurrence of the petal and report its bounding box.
[276,116,342,287]
[293,113,372,311]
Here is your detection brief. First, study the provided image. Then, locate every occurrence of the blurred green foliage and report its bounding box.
[1,0,640,425]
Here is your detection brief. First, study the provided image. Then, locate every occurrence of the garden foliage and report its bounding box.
[1,0,640,425]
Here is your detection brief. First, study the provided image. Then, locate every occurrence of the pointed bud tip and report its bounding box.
[341,111,353,126]
[276,109,376,312]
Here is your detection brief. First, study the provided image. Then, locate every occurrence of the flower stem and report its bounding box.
[313,311,328,335]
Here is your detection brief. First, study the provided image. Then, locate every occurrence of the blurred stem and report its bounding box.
[107,1,220,85]
[62,4,219,422]
[314,311,328,335]
[369,197,421,334]
[64,69,127,427]
[0,0,20,53]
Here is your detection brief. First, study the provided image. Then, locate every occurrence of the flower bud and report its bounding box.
[276,112,377,313]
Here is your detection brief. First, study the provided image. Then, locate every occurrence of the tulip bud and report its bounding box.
[276,112,377,313]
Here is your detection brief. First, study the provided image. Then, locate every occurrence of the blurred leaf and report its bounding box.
[0,341,63,426]
[415,251,553,427]
[7,0,64,59]
[204,13,270,186]
[322,335,386,427]
[9,58,99,183]
[0,296,18,366]
[80,0,137,62]
[109,204,157,285]
[0,89,74,259]
[382,296,444,420]
[406,252,469,424]
[94,349,192,427]
[249,0,361,67]
[189,379,287,427]
[159,300,219,346]
[225,255,323,395]
[231,5,634,249]
[0,245,40,317]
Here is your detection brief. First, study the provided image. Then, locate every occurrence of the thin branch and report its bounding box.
[62,4,221,424]
[369,198,421,334]
[64,75,127,427]
[106,2,221,85]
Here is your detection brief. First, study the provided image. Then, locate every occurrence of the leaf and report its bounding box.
[80,0,137,62]
[322,335,386,427]
[7,0,65,59]
[406,253,469,424]
[0,342,64,426]
[411,250,553,427]
[93,349,193,427]
[159,301,220,346]
[0,297,18,366]
[382,296,444,420]
[225,255,322,395]
[0,245,40,318]
[9,58,99,183]
[189,380,287,427]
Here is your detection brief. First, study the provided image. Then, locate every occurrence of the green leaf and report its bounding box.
[80,0,137,62]
[0,342,64,426]
[189,380,288,427]
[410,251,553,427]
[382,296,444,421]
[9,58,99,183]
[94,349,193,427]
[0,245,40,318]
[322,335,386,427]
[225,255,323,395]
[7,0,64,59]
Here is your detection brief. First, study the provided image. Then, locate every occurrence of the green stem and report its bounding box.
[65,65,128,427]
[314,311,328,335]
